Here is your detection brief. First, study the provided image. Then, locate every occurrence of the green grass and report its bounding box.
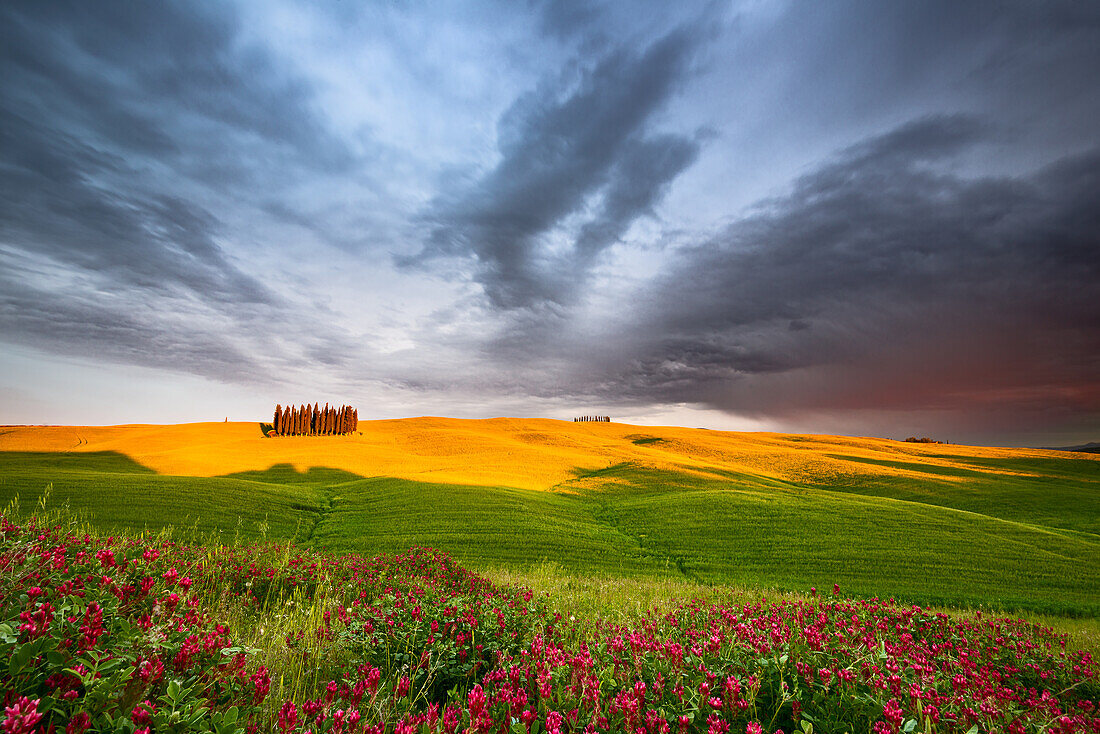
[821,452,1100,535]
[576,464,1100,614]
[1,447,1098,616]
[309,476,666,576]
[0,451,323,543]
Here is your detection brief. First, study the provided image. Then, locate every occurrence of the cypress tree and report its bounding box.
[352,408,358,432]
[273,405,282,435]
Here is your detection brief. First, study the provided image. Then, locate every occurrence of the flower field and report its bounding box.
[3,517,1098,733]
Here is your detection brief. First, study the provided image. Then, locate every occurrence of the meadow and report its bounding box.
[2,514,1097,734]
[0,418,1098,616]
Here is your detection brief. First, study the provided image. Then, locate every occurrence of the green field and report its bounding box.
[2,440,1099,616]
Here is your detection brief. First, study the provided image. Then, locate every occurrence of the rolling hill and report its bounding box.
[1,418,1098,614]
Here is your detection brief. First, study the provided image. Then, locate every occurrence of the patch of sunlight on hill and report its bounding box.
[0,418,1095,493]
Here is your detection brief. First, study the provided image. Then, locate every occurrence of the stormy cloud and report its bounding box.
[0,0,364,383]
[409,23,709,308]
[1,0,1098,444]
[572,117,1100,438]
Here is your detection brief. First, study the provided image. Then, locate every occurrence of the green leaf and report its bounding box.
[9,638,43,676]
[903,719,917,733]
[965,727,979,734]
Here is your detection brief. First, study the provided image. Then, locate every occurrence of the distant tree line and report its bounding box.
[904,436,943,444]
[574,416,610,422]
[272,403,358,436]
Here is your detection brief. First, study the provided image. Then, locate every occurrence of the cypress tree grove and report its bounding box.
[268,403,360,436]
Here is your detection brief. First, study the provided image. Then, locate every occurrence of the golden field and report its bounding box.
[0,417,1083,491]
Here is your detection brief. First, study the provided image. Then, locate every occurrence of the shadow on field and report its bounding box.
[220,463,364,486]
[0,450,157,474]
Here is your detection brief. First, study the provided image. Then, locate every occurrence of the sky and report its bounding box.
[1,0,1098,447]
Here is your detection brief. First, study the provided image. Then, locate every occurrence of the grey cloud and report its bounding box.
[0,270,263,382]
[0,1,350,177]
[598,116,1099,425]
[462,115,1098,441]
[0,107,274,306]
[535,0,605,41]
[0,0,367,383]
[408,23,709,308]
[574,133,702,260]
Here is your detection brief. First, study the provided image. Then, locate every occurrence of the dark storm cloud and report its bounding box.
[408,24,709,309]
[0,1,349,176]
[0,107,271,306]
[573,134,702,260]
[591,116,1099,423]
[0,0,360,380]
